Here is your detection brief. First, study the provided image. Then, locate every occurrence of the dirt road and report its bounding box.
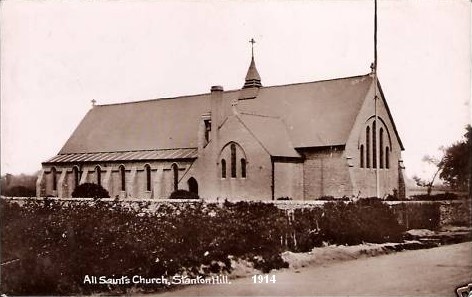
[158,242,472,296]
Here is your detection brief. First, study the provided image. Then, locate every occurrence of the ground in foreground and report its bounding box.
[157,242,472,297]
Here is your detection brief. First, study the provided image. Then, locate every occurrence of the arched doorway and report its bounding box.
[188,177,198,195]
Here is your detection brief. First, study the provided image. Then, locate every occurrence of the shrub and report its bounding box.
[319,198,404,245]
[290,207,324,251]
[2,185,36,197]
[410,192,459,201]
[391,202,441,230]
[276,197,292,200]
[1,198,406,295]
[169,190,199,199]
[318,196,350,201]
[71,183,110,198]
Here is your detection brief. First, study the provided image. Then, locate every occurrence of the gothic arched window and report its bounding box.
[366,127,371,168]
[221,159,226,178]
[231,143,237,178]
[119,165,126,191]
[372,121,377,169]
[145,164,152,191]
[172,163,179,191]
[241,158,247,178]
[379,128,384,169]
[360,145,364,168]
[51,167,57,191]
[386,147,390,169]
[73,166,80,188]
[95,166,101,186]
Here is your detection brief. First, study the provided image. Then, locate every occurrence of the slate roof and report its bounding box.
[238,113,301,158]
[237,75,374,148]
[44,148,197,164]
[56,74,402,161]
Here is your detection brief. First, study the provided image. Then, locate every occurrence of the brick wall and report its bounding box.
[301,147,353,199]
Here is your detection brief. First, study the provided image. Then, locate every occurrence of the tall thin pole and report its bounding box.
[374,0,380,198]
[374,0,377,70]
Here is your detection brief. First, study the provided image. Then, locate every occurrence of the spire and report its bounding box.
[243,38,262,89]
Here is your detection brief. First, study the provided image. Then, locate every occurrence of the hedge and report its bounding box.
[1,198,404,295]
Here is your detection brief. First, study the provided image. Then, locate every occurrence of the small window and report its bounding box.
[119,165,126,191]
[379,128,384,169]
[95,166,101,186]
[204,119,211,143]
[372,121,377,169]
[51,167,57,191]
[73,166,80,187]
[145,164,152,191]
[360,145,364,168]
[241,158,246,178]
[172,164,179,191]
[231,143,237,178]
[386,147,390,169]
[221,159,226,178]
[366,127,371,168]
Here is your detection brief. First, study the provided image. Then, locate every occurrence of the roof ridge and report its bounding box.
[255,73,371,90]
[57,148,198,155]
[94,73,371,107]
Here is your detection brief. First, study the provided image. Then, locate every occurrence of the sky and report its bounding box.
[1,0,470,182]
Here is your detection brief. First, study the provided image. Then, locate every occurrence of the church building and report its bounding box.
[37,48,406,200]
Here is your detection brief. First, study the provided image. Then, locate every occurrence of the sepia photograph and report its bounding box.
[1,0,471,296]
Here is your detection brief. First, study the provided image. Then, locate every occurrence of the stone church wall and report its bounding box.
[39,160,194,199]
[274,161,304,200]
[345,80,405,198]
[301,148,353,199]
[191,114,273,201]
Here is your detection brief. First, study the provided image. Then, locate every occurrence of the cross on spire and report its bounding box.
[249,38,256,58]
[91,99,97,107]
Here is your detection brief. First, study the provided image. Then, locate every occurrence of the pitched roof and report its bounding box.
[45,148,197,164]
[237,113,301,158]
[59,94,211,154]
[58,74,380,155]
[238,75,374,148]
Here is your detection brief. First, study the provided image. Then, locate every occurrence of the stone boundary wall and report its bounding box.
[2,196,471,228]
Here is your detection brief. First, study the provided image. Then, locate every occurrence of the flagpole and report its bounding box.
[374,0,380,198]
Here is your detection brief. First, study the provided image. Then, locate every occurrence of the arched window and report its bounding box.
[145,164,152,191]
[230,143,237,178]
[372,121,377,169]
[119,165,126,191]
[221,159,226,178]
[95,166,101,186]
[73,166,80,187]
[172,163,178,191]
[51,167,57,191]
[188,177,198,195]
[386,147,390,169]
[360,145,364,168]
[366,127,371,168]
[379,128,384,169]
[241,158,247,178]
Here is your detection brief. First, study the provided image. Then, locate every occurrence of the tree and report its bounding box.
[439,125,471,192]
[71,183,110,199]
[413,155,442,196]
[1,173,38,197]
